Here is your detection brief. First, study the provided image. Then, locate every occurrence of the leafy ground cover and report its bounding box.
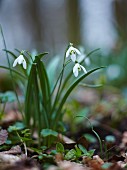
[0,87,127,170]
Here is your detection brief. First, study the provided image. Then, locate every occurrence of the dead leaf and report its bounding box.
[93,155,104,165]
[0,111,22,128]
[117,161,127,169]
[1,145,21,155]
[2,159,41,170]
[87,159,103,170]
[58,134,75,144]
[58,160,85,170]
[108,163,123,170]
[0,129,8,145]
[55,153,64,162]
[82,156,92,165]
[0,153,21,163]
[121,131,127,146]
[108,155,125,162]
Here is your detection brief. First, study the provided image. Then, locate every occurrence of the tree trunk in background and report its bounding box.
[21,0,42,51]
[114,0,127,44]
[0,0,3,7]
[67,0,81,46]
[80,0,117,53]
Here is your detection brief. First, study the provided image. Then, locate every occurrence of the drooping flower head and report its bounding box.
[73,63,87,77]
[66,45,81,62]
[13,55,27,69]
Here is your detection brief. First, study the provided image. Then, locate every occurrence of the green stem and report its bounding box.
[51,51,70,115]
[16,131,27,156]
[52,57,66,108]
[51,59,71,96]
[92,129,103,158]
[74,115,103,158]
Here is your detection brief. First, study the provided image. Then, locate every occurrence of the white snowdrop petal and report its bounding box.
[12,58,18,67]
[23,60,27,69]
[71,54,76,62]
[18,55,24,64]
[69,46,75,51]
[74,70,78,77]
[73,64,78,73]
[80,65,87,74]
[73,63,79,77]
[75,48,81,55]
[66,46,74,58]
[73,69,78,77]
[76,63,80,68]
[66,49,70,58]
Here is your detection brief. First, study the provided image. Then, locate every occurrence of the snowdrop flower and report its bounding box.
[13,55,27,69]
[66,46,81,62]
[73,63,87,77]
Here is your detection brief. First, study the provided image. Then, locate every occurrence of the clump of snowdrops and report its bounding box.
[0,27,104,146]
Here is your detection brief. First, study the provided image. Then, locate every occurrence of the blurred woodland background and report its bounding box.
[0,0,126,52]
[0,0,127,87]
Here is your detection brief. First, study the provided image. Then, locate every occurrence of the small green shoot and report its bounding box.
[56,142,65,153]
[74,115,103,158]
[55,143,95,161]
[8,122,32,156]
[65,144,95,161]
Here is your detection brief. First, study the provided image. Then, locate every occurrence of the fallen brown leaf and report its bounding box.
[57,160,85,170]
[93,155,104,165]
[1,145,21,155]
[0,129,8,145]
